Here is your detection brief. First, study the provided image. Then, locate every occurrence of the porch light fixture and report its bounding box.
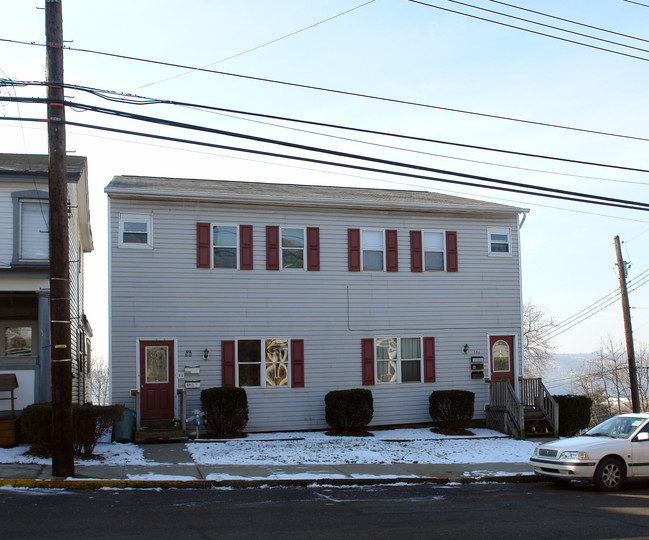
[203,348,209,360]
[463,344,469,354]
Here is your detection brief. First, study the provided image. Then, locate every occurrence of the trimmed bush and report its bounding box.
[325,389,373,433]
[554,394,593,436]
[200,387,249,437]
[72,404,124,458]
[19,402,124,457]
[429,390,475,430]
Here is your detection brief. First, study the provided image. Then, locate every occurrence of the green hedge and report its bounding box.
[553,394,593,436]
[200,387,249,437]
[324,389,373,433]
[428,390,475,430]
[20,403,124,457]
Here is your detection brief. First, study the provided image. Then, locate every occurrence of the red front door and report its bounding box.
[139,340,175,420]
[490,335,515,388]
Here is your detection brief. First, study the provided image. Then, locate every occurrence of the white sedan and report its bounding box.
[530,413,649,491]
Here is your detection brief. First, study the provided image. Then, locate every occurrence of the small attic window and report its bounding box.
[119,213,152,248]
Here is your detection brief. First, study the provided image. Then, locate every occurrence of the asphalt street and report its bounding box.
[2,481,649,539]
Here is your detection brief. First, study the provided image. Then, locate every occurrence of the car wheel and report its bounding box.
[594,457,625,492]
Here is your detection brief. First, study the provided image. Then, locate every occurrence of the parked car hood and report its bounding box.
[538,435,628,453]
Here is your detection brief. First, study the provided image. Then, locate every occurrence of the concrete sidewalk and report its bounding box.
[0,443,538,490]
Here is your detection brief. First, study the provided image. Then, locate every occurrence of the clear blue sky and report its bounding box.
[2,0,648,358]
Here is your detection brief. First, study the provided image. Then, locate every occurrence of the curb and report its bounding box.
[0,474,542,490]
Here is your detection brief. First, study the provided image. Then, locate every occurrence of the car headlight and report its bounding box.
[559,451,589,460]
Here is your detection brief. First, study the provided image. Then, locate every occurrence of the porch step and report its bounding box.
[135,419,188,444]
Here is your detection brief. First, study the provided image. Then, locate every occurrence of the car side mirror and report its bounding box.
[637,432,649,442]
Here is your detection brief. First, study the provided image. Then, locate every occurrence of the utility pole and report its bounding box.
[614,235,641,414]
[46,0,74,477]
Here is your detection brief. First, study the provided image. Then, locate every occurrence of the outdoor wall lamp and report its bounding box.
[463,344,469,354]
[203,348,209,360]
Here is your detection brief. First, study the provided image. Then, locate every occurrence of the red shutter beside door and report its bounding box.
[222,340,235,387]
[348,229,361,271]
[306,227,320,271]
[410,230,423,272]
[361,338,375,385]
[266,226,279,270]
[446,231,458,272]
[423,337,436,383]
[386,229,398,272]
[291,339,305,387]
[240,225,253,270]
[197,223,211,268]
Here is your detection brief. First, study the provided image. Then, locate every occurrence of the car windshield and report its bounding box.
[586,416,647,439]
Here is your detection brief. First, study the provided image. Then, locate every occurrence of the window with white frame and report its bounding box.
[237,338,289,387]
[375,337,422,383]
[362,229,384,271]
[281,228,305,269]
[488,227,511,256]
[20,200,49,261]
[119,213,152,248]
[212,225,238,268]
[423,231,445,271]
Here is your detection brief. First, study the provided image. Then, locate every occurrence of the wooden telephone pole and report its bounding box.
[614,235,641,414]
[46,0,74,477]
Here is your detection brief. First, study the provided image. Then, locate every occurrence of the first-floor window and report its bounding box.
[376,337,422,383]
[237,338,289,387]
[4,326,33,356]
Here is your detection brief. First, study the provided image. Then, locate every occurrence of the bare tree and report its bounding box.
[571,337,649,425]
[88,354,110,405]
[523,300,557,376]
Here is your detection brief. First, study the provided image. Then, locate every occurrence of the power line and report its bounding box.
[136,0,376,90]
[488,0,649,44]
[622,0,649,8]
[409,0,649,63]
[8,95,649,211]
[5,113,647,212]
[3,38,649,143]
[4,80,649,176]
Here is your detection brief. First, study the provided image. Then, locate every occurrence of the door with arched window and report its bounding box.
[489,335,515,388]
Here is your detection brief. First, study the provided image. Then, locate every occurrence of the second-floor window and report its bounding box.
[19,200,49,261]
[488,227,511,256]
[362,230,384,271]
[119,213,153,248]
[281,228,305,269]
[423,231,445,271]
[213,225,238,268]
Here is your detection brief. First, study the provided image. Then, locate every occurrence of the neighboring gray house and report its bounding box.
[107,176,555,436]
[0,154,93,414]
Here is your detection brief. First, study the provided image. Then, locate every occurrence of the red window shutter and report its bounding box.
[410,230,422,272]
[446,231,458,272]
[361,338,375,385]
[348,229,361,272]
[306,227,320,271]
[222,340,235,387]
[291,339,305,388]
[423,337,436,383]
[386,229,398,272]
[266,226,279,270]
[197,223,211,268]
[240,225,254,270]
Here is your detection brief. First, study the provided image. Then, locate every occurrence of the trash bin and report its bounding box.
[114,408,136,443]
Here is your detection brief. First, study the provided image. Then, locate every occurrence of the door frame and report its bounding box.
[136,337,177,420]
[486,333,518,390]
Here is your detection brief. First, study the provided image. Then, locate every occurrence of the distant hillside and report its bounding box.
[534,352,596,395]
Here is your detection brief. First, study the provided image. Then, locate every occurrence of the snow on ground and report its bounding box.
[186,428,538,465]
[0,428,539,467]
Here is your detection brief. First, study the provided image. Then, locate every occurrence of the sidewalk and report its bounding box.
[0,442,538,490]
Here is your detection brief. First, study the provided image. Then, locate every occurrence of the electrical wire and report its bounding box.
[4,80,649,176]
[5,95,648,211]
[408,0,649,63]
[622,0,649,8]
[3,38,649,143]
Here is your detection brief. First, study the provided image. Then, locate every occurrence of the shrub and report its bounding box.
[554,394,593,437]
[200,387,249,437]
[19,402,124,457]
[324,389,373,433]
[428,390,475,430]
[72,404,124,458]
